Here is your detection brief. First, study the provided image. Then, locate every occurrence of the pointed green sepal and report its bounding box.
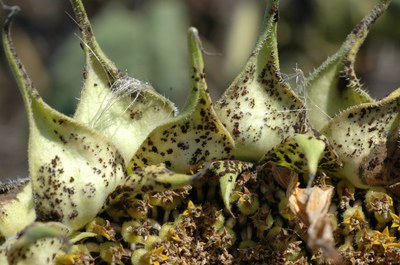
[0,179,36,238]
[260,130,341,178]
[322,89,400,188]
[128,28,235,173]
[294,133,326,179]
[215,0,308,161]
[71,0,177,163]
[304,0,391,130]
[106,163,195,205]
[205,160,254,216]
[2,14,126,230]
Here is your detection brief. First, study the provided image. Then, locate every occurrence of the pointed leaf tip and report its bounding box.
[129,28,234,172]
[2,9,127,230]
[70,0,177,163]
[260,130,341,180]
[188,27,200,49]
[106,163,194,206]
[304,0,392,130]
[214,160,254,216]
[294,133,326,181]
[215,0,307,162]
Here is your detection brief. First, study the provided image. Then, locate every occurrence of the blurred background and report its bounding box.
[0,0,399,181]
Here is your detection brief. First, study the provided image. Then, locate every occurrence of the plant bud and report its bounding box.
[365,189,394,224]
[121,220,144,245]
[237,188,259,215]
[99,242,128,265]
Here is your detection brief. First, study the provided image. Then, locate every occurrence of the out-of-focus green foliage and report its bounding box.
[49,0,188,114]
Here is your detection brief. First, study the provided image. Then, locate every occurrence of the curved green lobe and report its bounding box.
[4,222,70,265]
[294,133,326,178]
[215,0,307,162]
[29,99,126,229]
[129,28,235,173]
[304,0,391,130]
[260,130,341,178]
[106,163,195,206]
[3,15,126,230]
[322,89,400,188]
[209,160,254,216]
[70,0,177,163]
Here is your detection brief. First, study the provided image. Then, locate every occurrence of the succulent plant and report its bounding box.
[1,0,400,264]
